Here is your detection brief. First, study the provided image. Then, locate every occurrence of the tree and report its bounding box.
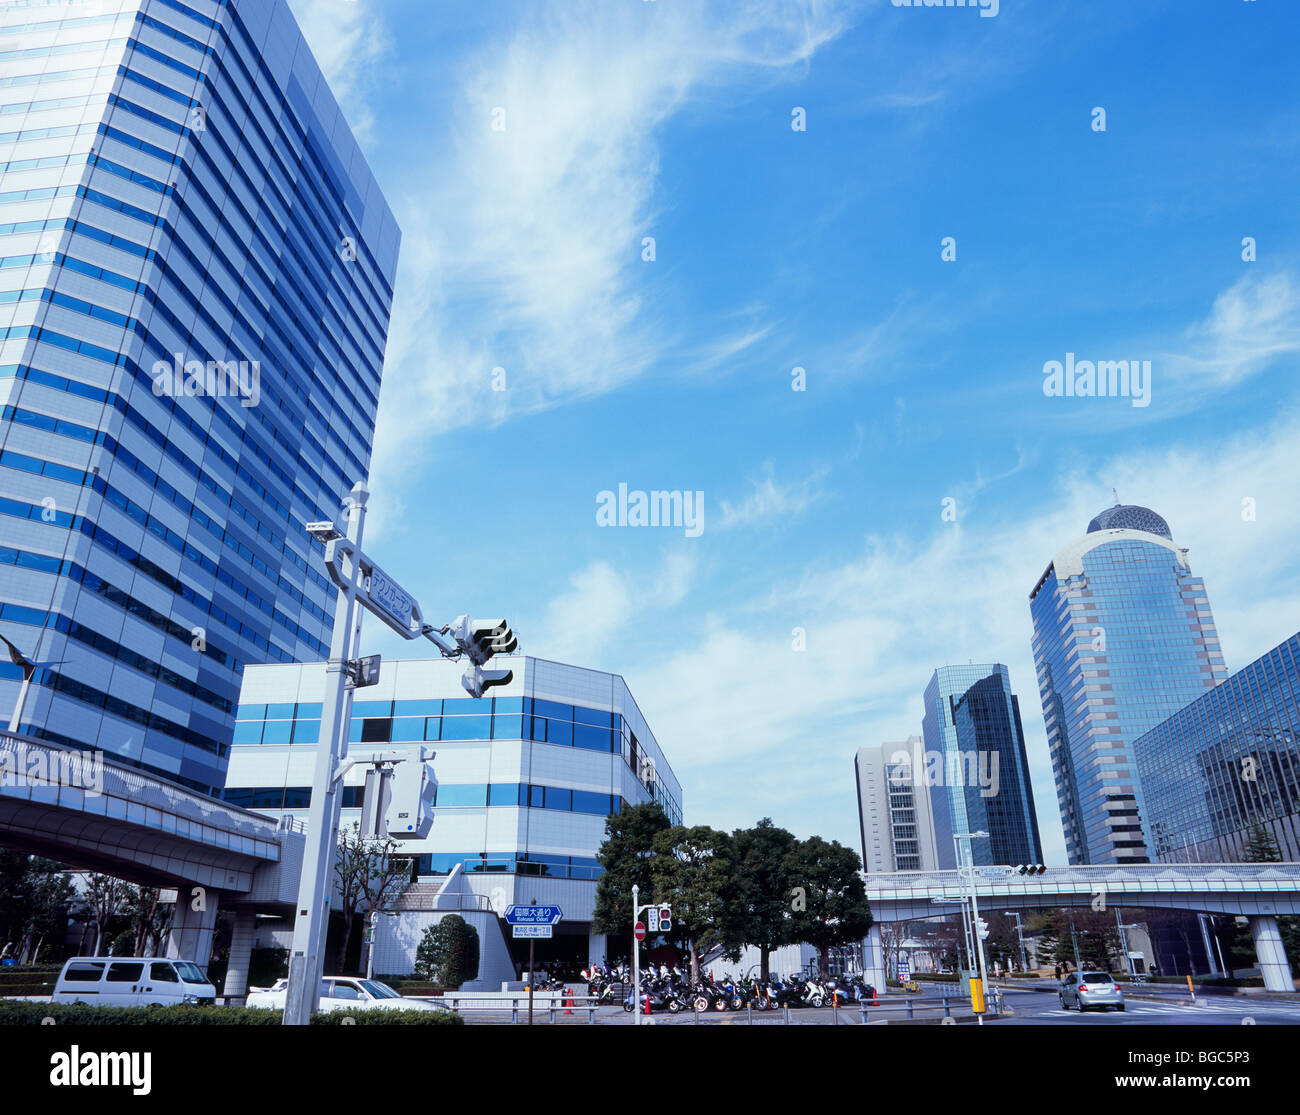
[414,915,479,988]
[784,836,873,975]
[592,802,671,940]
[84,874,131,957]
[125,886,171,958]
[0,855,75,964]
[726,819,798,979]
[1241,822,1282,864]
[333,822,412,973]
[650,825,734,986]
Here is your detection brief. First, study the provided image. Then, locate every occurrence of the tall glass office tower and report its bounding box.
[0,0,399,793]
[920,664,1044,869]
[1029,504,1227,864]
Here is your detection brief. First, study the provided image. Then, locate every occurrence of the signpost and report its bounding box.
[630,887,671,1024]
[505,904,563,1025]
[898,958,911,985]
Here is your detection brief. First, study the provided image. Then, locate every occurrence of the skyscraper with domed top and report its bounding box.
[1029,503,1228,864]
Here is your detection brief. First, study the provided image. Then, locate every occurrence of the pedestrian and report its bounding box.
[1054,964,1061,981]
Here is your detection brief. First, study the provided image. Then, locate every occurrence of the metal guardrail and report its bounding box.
[426,994,600,1024]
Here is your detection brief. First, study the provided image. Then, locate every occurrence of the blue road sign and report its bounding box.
[504,904,563,926]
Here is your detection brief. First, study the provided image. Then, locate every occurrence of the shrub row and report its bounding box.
[0,1001,463,1026]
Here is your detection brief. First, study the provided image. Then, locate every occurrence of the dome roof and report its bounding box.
[1086,504,1172,539]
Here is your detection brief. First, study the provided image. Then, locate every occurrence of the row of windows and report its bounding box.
[409,853,604,881]
[222,782,625,818]
[238,696,622,728]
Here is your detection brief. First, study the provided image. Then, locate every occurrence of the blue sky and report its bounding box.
[288,0,1300,863]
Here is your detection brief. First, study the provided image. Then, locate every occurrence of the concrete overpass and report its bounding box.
[0,732,305,997]
[862,863,1300,992]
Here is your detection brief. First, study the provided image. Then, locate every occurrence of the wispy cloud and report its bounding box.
[717,462,828,530]
[1167,271,1300,388]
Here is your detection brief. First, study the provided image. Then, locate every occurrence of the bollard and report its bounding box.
[860,1003,868,1024]
[783,1004,791,1025]
[833,996,839,1025]
[511,999,519,1025]
[747,1002,753,1026]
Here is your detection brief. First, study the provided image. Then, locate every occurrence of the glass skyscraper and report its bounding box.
[1134,631,1300,864]
[0,0,399,793]
[920,664,1043,869]
[1029,504,1227,864]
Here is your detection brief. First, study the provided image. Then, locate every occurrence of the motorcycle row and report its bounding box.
[584,964,877,1014]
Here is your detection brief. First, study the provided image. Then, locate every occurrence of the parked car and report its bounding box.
[245,976,452,1013]
[52,957,216,1007]
[1060,971,1125,1012]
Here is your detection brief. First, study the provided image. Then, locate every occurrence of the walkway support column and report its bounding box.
[165,887,219,968]
[1249,915,1295,992]
[862,924,887,991]
[222,909,257,1002]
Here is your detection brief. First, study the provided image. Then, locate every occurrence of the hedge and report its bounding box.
[0,1001,463,1026]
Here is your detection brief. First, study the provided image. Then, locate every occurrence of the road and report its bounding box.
[994,983,1300,1026]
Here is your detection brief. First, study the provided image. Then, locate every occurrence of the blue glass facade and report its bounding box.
[921,664,1043,868]
[1029,505,1227,863]
[1134,631,1300,864]
[0,0,399,793]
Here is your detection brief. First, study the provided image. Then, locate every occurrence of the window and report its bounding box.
[390,718,425,742]
[150,962,179,983]
[331,982,362,1000]
[265,703,295,719]
[175,962,206,984]
[572,790,613,815]
[545,787,572,811]
[533,699,572,721]
[488,783,518,806]
[573,705,611,727]
[435,784,488,807]
[63,962,104,982]
[292,719,319,744]
[574,724,613,752]
[493,714,524,739]
[440,715,491,740]
[261,719,292,745]
[106,962,144,982]
[295,702,322,719]
[352,700,392,717]
[235,703,265,721]
[546,719,572,747]
[360,718,392,743]
[394,699,441,717]
[232,720,262,745]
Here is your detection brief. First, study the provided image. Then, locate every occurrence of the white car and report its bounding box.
[245,976,451,1013]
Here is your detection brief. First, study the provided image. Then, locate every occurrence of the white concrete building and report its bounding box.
[222,655,680,989]
[855,739,941,874]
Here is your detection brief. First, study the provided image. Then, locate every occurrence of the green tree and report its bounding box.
[784,836,873,974]
[592,802,671,940]
[1241,822,1282,864]
[124,886,171,958]
[414,915,479,988]
[84,873,131,957]
[726,819,798,979]
[650,825,734,985]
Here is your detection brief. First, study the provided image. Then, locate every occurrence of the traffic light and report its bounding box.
[1016,863,1047,875]
[659,907,671,933]
[975,917,990,941]
[452,616,517,697]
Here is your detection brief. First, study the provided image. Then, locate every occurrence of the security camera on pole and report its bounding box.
[282,481,518,1026]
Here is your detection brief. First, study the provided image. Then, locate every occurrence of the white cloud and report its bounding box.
[366,1,850,489]
[1167,271,1300,388]
[717,462,828,530]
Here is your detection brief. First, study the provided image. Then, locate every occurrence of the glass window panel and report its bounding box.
[573,790,612,815]
[390,718,425,742]
[493,714,524,740]
[545,787,572,811]
[442,697,491,715]
[423,717,440,741]
[261,720,292,745]
[360,718,392,743]
[573,724,613,752]
[352,700,392,717]
[439,715,491,740]
[493,696,524,714]
[265,703,295,720]
[546,719,572,747]
[573,705,611,727]
[282,788,310,808]
[294,702,322,719]
[435,784,487,807]
[488,783,518,806]
[235,703,264,721]
[529,716,547,742]
[252,788,284,809]
[292,719,320,744]
[394,699,441,717]
[534,699,572,722]
[529,785,544,808]
[348,719,364,743]
[231,720,262,745]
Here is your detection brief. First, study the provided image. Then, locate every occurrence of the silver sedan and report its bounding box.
[1060,971,1125,1012]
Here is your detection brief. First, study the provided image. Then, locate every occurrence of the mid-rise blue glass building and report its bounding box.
[0,0,399,793]
[1134,631,1300,864]
[920,664,1043,868]
[1029,504,1227,864]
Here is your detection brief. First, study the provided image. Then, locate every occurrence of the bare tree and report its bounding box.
[334,823,411,973]
[84,874,131,956]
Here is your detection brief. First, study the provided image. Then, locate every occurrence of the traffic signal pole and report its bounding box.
[632,884,641,1026]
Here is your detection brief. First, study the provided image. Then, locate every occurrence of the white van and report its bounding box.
[53,957,217,1007]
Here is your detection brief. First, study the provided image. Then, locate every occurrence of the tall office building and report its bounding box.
[0,0,399,793]
[855,739,941,874]
[1134,631,1300,864]
[1029,504,1227,864]
[920,664,1044,869]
